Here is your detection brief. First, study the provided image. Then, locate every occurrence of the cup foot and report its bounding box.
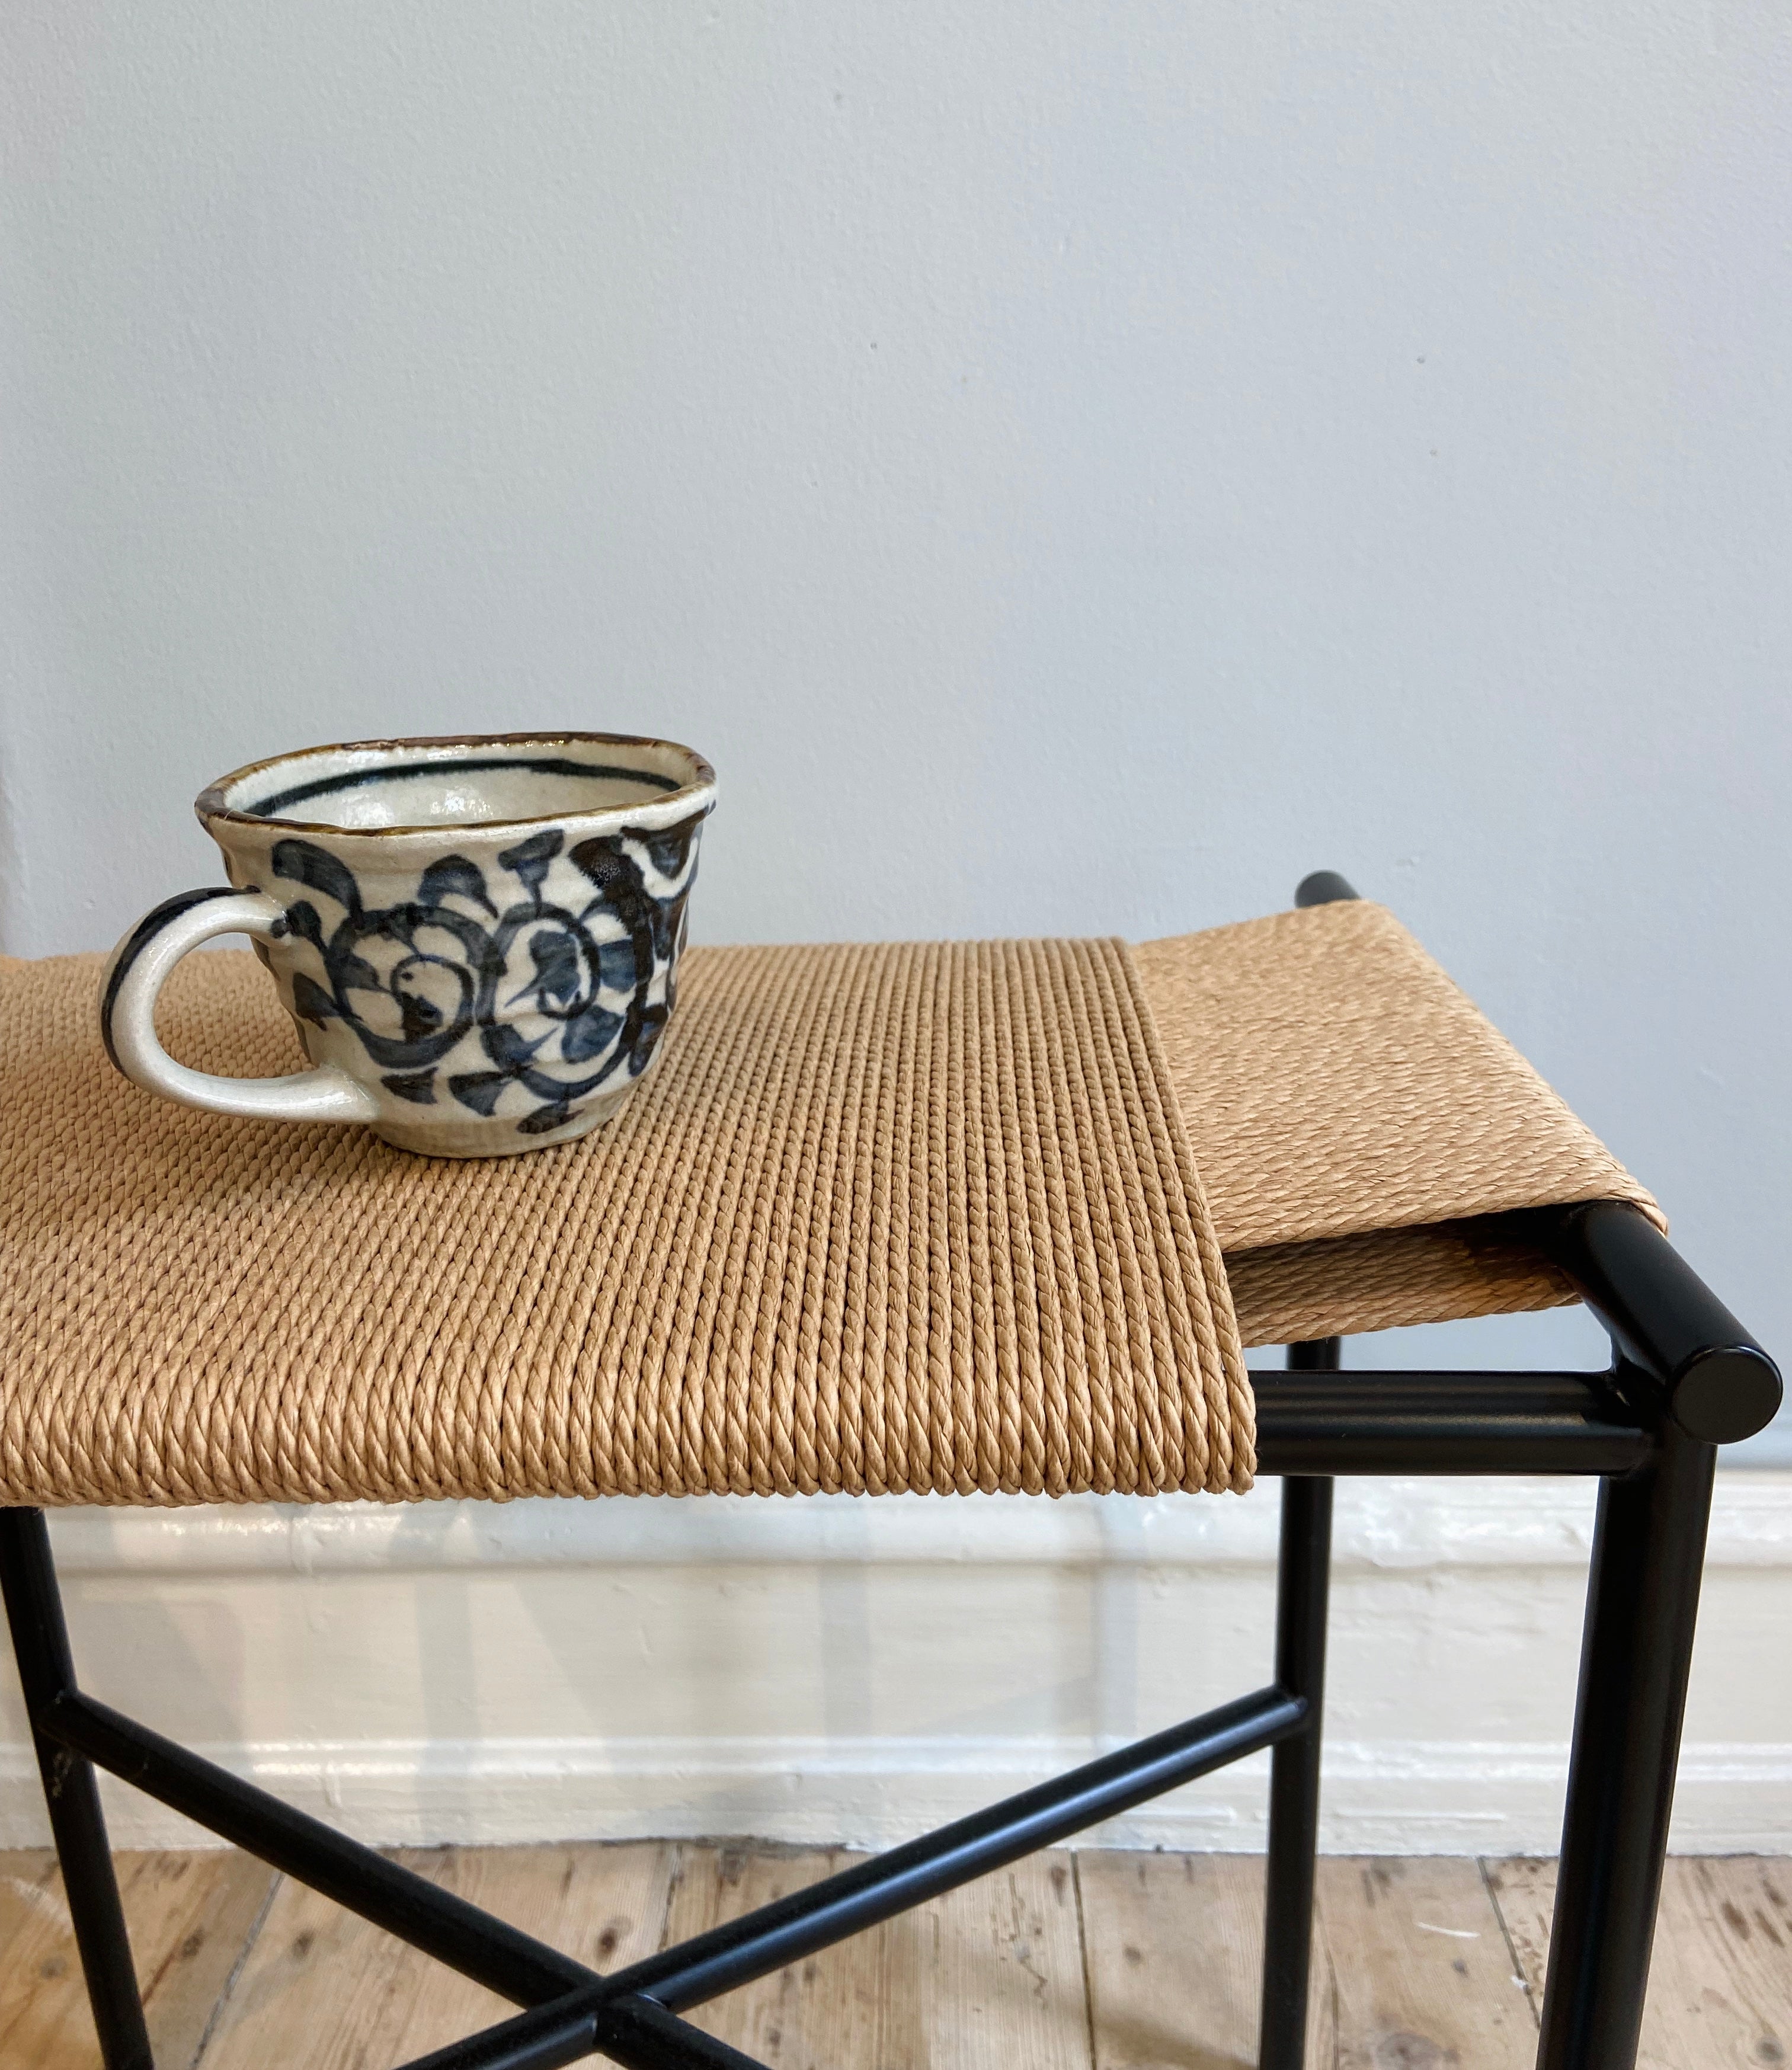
[369,1077,641,1159]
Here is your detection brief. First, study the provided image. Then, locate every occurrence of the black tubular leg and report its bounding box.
[1537,1409,1717,2070]
[0,1509,152,2070]
[1258,1339,1338,2070]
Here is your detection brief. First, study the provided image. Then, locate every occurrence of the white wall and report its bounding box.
[5,1479,1790,1857]
[1,2,1788,1851]
[4,2,1788,1443]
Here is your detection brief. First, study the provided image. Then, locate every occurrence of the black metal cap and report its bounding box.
[1661,1345,1783,1447]
[1294,871,1361,908]
[1532,1201,1783,1446]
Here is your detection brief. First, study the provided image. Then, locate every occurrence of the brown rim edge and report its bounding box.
[194,731,718,840]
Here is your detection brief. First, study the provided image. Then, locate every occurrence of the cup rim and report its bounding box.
[194,731,718,840]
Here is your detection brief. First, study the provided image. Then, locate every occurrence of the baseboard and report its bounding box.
[7,1476,1787,1857]
[5,1732,1787,1858]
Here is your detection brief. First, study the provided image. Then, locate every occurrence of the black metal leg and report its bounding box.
[1258,1339,1337,2070]
[0,1508,153,2070]
[1537,1403,1717,2070]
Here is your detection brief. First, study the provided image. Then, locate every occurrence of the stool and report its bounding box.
[0,874,1778,2070]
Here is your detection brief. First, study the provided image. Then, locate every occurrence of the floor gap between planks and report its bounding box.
[1,1844,1787,2068]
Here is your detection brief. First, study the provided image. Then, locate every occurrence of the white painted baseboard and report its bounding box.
[5,1475,1787,1855]
[25,1734,1791,1858]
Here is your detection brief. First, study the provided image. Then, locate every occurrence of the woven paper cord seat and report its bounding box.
[1134,901,1659,1346]
[0,902,1655,1509]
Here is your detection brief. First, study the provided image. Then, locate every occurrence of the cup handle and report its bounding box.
[101,888,379,1125]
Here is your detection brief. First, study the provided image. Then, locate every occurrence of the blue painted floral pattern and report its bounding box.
[268,813,703,1136]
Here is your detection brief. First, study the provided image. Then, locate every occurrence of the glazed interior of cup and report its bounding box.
[201,734,712,833]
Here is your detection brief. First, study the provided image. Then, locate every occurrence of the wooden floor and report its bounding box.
[0,1845,1786,2068]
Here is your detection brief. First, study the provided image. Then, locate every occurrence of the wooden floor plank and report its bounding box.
[1314,1859,1537,2066]
[0,1846,276,2070]
[1482,1860,1552,2010]
[12,1842,1790,2069]
[196,1842,675,2070]
[664,1844,1092,2069]
[1486,1855,1792,2068]
[1076,1851,1272,2070]
[1077,1851,1537,2069]
[925,1852,1090,2070]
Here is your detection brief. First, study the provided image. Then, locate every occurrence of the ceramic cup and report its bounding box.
[101,732,716,1157]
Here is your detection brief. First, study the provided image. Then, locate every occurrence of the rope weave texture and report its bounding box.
[0,939,1252,1506]
[1137,901,1662,1344]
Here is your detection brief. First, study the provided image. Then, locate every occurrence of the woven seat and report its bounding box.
[1137,901,1659,1345]
[0,901,1653,1509]
[2,890,1758,2070]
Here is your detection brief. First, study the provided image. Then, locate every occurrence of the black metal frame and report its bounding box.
[2,875,1780,2070]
